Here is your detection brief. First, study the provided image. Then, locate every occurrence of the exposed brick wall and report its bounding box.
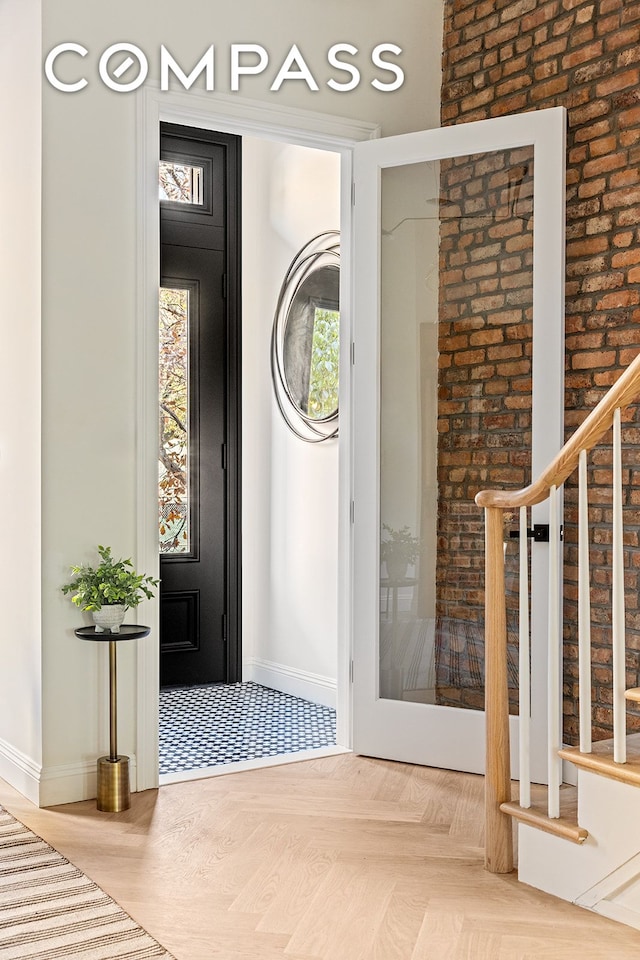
[439,0,640,739]
[435,150,534,714]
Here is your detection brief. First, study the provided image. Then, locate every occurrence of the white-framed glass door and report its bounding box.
[351,108,566,779]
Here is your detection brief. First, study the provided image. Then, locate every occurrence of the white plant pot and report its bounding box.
[92,604,126,634]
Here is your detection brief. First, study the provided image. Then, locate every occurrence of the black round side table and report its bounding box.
[75,624,150,812]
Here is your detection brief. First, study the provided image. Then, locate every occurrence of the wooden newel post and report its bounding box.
[484,506,514,873]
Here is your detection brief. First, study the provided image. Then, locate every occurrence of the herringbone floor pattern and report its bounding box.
[1,754,640,959]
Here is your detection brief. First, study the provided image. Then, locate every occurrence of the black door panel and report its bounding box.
[159,125,241,686]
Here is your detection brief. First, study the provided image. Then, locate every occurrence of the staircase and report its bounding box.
[476,351,640,930]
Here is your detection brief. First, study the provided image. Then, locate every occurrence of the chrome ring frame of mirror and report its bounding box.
[270,230,340,443]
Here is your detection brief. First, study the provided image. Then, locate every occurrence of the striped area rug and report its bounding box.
[0,805,176,959]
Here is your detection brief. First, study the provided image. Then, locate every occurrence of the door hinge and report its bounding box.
[222,273,227,299]
[351,341,355,366]
[222,613,228,642]
[221,443,227,470]
[350,660,354,683]
[350,500,355,524]
[351,181,356,206]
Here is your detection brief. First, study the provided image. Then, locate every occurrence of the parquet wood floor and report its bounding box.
[1,753,640,959]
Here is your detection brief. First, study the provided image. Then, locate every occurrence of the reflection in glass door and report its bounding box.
[379,151,534,716]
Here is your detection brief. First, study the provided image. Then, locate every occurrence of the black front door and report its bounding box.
[159,124,241,686]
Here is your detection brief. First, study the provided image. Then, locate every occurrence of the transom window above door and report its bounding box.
[159,160,204,205]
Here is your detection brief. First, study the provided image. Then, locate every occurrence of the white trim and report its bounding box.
[518,504,531,808]
[547,484,561,817]
[159,745,350,786]
[0,741,140,810]
[337,145,355,749]
[244,658,337,710]
[134,85,162,793]
[135,85,378,791]
[578,850,640,908]
[612,406,626,762]
[0,738,41,806]
[590,900,640,933]
[141,82,379,146]
[38,756,137,808]
[577,849,640,932]
[578,448,592,754]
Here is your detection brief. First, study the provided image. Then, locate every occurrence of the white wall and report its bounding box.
[242,140,340,706]
[0,0,43,802]
[41,0,442,136]
[8,0,445,804]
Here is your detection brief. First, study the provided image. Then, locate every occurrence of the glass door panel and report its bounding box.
[379,151,534,715]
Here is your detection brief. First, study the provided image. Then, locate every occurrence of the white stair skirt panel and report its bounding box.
[578,851,640,932]
[518,769,640,928]
[244,658,337,709]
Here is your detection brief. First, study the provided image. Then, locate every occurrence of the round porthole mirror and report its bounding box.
[271,232,340,442]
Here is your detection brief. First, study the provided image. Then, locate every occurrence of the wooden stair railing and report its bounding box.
[475,351,640,875]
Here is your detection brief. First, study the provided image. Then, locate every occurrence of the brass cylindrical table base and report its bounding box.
[97,756,130,812]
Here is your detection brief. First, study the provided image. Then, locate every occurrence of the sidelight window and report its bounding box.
[159,286,191,554]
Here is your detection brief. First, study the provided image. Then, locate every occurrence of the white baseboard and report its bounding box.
[591,899,640,932]
[38,755,137,808]
[0,736,41,806]
[38,760,97,807]
[0,736,139,808]
[244,658,336,709]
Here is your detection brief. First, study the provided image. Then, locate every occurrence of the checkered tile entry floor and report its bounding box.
[159,682,337,774]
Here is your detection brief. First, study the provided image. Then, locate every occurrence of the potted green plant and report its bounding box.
[380,523,421,581]
[61,544,159,633]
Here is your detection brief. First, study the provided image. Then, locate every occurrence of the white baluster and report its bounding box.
[578,449,592,754]
[548,484,561,819]
[613,406,626,764]
[519,504,531,808]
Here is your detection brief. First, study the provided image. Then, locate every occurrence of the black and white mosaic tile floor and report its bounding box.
[159,681,337,775]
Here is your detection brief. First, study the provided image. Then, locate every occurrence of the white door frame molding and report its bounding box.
[135,83,378,791]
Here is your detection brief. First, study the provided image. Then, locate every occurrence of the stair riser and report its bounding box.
[518,769,640,912]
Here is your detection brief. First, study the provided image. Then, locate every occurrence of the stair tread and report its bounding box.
[500,784,587,845]
[559,732,640,786]
[528,781,579,813]
[500,799,588,844]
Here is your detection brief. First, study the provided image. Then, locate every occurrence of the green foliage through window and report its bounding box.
[307,307,339,420]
